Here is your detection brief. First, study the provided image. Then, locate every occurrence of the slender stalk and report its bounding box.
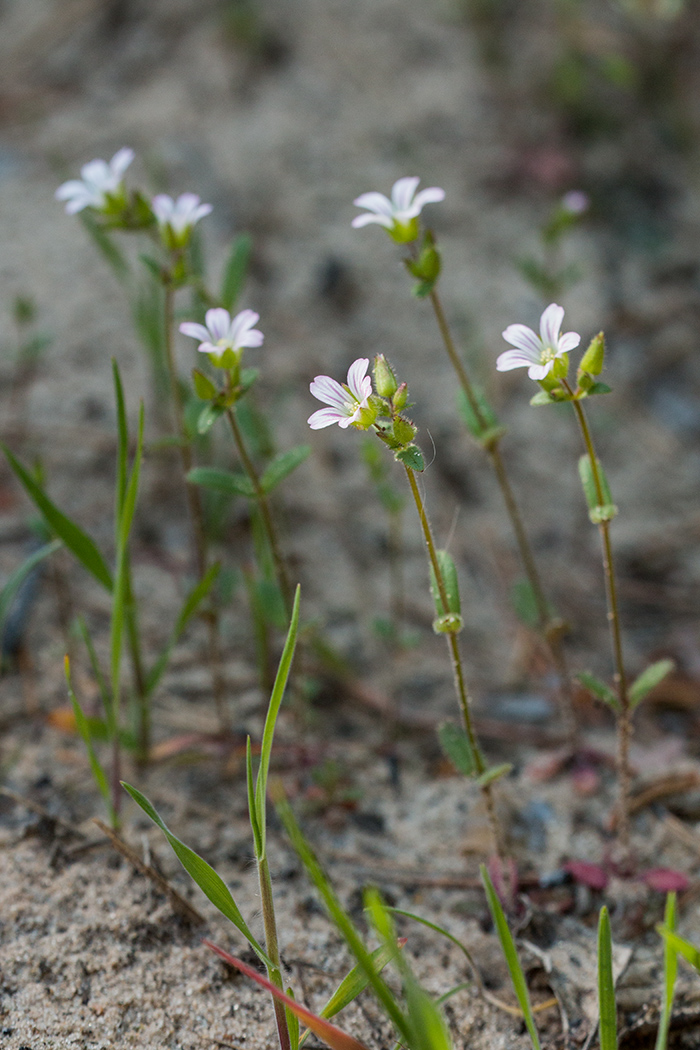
[427,287,576,738]
[225,407,292,615]
[258,854,292,1050]
[563,379,631,852]
[403,465,506,863]
[123,558,149,763]
[162,283,227,727]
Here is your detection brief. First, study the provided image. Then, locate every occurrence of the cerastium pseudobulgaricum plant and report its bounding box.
[55,147,310,714]
[308,354,510,874]
[352,177,576,739]
[496,303,674,856]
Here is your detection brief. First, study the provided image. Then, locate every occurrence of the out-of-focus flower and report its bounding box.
[180,308,263,367]
[497,303,580,381]
[152,192,212,247]
[55,148,134,214]
[561,190,589,216]
[351,177,445,242]
[308,358,374,430]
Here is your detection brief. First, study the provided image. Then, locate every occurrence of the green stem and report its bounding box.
[428,286,576,738]
[563,379,631,852]
[258,854,292,1050]
[163,283,227,728]
[403,465,506,862]
[124,555,149,764]
[225,407,292,615]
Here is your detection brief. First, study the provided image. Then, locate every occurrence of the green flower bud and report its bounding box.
[373,355,398,398]
[393,382,408,412]
[393,417,417,446]
[578,332,605,376]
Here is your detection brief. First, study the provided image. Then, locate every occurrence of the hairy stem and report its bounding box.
[404,465,507,862]
[428,286,576,738]
[564,379,630,852]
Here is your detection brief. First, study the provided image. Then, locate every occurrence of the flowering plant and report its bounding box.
[151,192,213,249]
[55,148,135,215]
[497,303,580,382]
[308,358,376,430]
[352,176,445,243]
[180,308,264,370]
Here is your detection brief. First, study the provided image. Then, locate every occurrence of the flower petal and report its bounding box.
[527,361,554,381]
[412,187,446,211]
[197,342,220,356]
[353,192,393,216]
[308,407,345,429]
[351,212,393,230]
[501,323,543,358]
[179,322,211,343]
[205,308,233,342]
[310,375,348,410]
[558,331,580,354]
[346,358,371,401]
[110,147,135,178]
[496,348,540,372]
[539,304,565,350]
[151,194,174,223]
[391,177,420,213]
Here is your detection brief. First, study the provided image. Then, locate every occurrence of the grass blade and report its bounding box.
[64,657,113,822]
[254,585,300,857]
[2,445,112,591]
[122,782,272,968]
[655,893,677,1050]
[0,539,61,643]
[480,865,541,1050]
[657,928,700,975]
[597,906,618,1050]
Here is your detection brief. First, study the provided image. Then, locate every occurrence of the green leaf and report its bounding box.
[187,466,255,498]
[481,866,541,1050]
[144,563,221,697]
[576,672,620,712]
[254,587,300,858]
[456,386,499,440]
[246,737,263,858]
[122,782,271,967]
[578,454,613,513]
[205,941,373,1050]
[477,763,513,788]
[192,369,218,401]
[438,722,475,776]
[76,615,112,721]
[657,927,700,975]
[197,404,226,435]
[112,360,128,523]
[65,657,113,822]
[588,382,612,395]
[510,578,550,630]
[260,446,311,494]
[286,986,301,1050]
[395,445,424,472]
[597,907,618,1050]
[2,445,113,592]
[0,539,62,643]
[530,390,557,406]
[388,908,480,987]
[429,550,461,618]
[220,234,253,310]
[629,659,675,710]
[655,894,677,1050]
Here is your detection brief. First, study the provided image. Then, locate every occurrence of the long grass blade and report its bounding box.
[655,893,677,1050]
[0,539,61,643]
[64,657,113,821]
[597,906,618,1050]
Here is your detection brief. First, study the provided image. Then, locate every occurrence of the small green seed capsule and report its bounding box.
[579,332,605,376]
[373,354,398,398]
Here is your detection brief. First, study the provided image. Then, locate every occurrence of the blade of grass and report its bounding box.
[655,893,677,1050]
[480,865,541,1050]
[597,906,618,1050]
[0,539,62,642]
[64,656,114,823]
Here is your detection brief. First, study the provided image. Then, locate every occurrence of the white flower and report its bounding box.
[561,190,589,216]
[55,147,134,214]
[352,177,445,242]
[308,358,373,430]
[152,192,212,245]
[497,303,580,381]
[180,308,263,363]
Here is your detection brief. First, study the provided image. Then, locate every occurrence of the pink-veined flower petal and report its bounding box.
[346,358,371,401]
[558,331,581,353]
[204,308,233,342]
[527,361,554,381]
[391,177,421,213]
[496,348,541,372]
[539,303,565,349]
[308,406,346,429]
[501,324,544,358]
[309,375,348,410]
[179,322,211,343]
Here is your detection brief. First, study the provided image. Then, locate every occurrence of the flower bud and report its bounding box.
[393,382,408,411]
[373,355,398,398]
[393,417,417,445]
[579,332,605,376]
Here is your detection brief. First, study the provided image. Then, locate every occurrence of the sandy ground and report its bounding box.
[3,0,700,1047]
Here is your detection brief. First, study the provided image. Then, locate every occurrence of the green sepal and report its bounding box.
[576,671,620,712]
[192,369,218,401]
[477,763,512,788]
[530,389,559,406]
[629,658,674,710]
[429,549,461,618]
[197,403,226,435]
[578,332,605,377]
[395,445,424,472]
[260,445,311,494]
[187,466,256,498]
[392,418,417,446]
[438,722,475,776]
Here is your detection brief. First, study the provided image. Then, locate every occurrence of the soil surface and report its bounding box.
[3,1,700,1048]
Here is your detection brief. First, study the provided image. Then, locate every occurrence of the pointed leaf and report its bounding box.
[286,986,301,1050]
[187,466,255,498]
[438,722,475,776]
[220,234,252,310]
[112,359,128,522]
[2,446,113,591]
[197,404,226,435]
[477,763,513,788]
[204,941,372,1050]
[629,659,675,710]
[260,446,311,494]
[576,671,620,712]
[588,382,612,395]
[578,454,613,513]
[456,386,499,439]
[395,445,424,472]
[597,907,618,1050]
[429,550,461,618]
[121,782,271,967]
[530,390,557,406]
[0,539,61,642]
[481,865,541,1050]
[192,369,218,401]
[656,893,677,1050]
[658,928,700,975]
[64,657,113,819]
